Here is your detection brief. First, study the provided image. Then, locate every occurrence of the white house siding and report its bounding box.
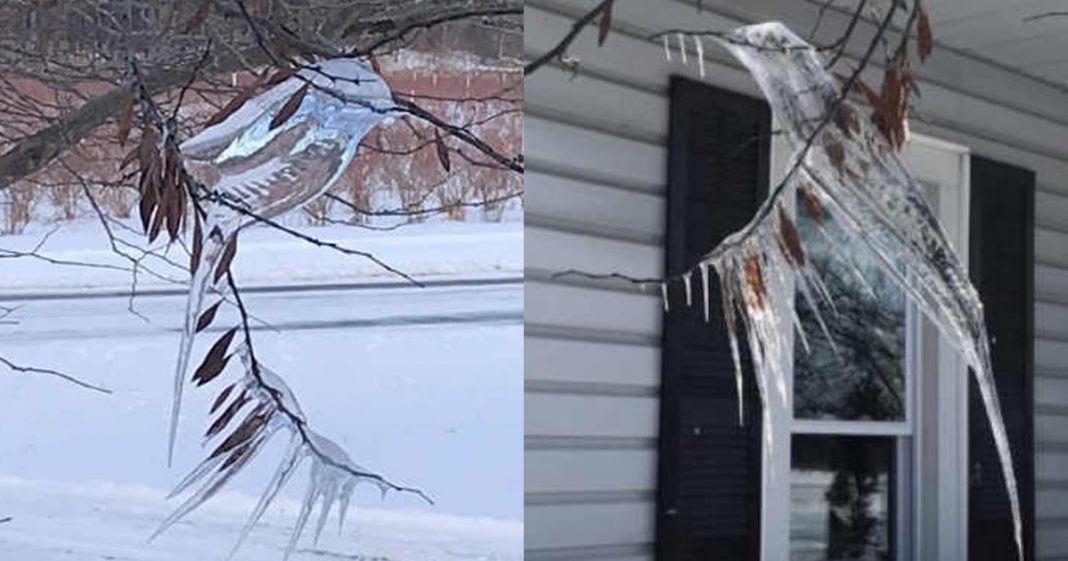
[524,1,1068,560]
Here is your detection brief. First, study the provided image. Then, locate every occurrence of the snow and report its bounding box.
[0,475,520,561]
[0,221,522,560]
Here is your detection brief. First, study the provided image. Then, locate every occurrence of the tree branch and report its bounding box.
[0,354,111,394]
[525,0,614,75]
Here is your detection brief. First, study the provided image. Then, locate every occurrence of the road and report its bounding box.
[0,275,523,561]
[0,276,522,341]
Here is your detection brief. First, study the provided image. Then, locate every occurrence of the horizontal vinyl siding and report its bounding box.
[526,1,1068,559]
[525,7,668,560]
[1038,187,1068,559]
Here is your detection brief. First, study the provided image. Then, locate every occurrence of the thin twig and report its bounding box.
[1024,11,1068,21]
[0,355,111,394]
[524,0,614,75]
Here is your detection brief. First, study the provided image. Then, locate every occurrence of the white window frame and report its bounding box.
[761,132,971,561]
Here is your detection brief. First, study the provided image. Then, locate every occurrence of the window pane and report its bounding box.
[790,434,895,561]
[793,196,906,421]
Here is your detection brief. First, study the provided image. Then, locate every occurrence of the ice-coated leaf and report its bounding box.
[209,404,269,459]
[204,390,248,439]
[210,382,236,414]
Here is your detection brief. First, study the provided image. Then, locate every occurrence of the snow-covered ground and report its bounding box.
[0,221,522,560]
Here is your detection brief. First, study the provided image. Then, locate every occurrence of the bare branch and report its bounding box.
[525,0,614,75]
[0,354,111,394]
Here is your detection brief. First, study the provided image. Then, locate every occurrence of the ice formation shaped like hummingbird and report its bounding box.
[168,59,394,464]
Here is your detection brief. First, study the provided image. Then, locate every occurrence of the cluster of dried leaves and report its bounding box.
[847,2,933,150]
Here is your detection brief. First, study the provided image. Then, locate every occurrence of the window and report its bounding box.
[761,133,972,561]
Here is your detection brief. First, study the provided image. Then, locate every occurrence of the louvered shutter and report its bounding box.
[968,155,1035,561]
[656,76,770,561]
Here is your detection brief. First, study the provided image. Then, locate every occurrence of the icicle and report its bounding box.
[313,477,340,545]
[677,33,687,65]
[662,35,672,62]
[682,271,693,307]
[337,479,356,536]
[284,467,320,561]
[229,435,304,558]
[660,282,670,312]
[717,266,746,426]
[699,261,710,322]
[694,35,706,78]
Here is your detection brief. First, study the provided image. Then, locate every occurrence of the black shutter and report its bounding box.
[968,155,1035,561]
[656,77,770,561]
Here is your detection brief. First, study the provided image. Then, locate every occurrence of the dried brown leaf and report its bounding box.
[917,4,933,62]
[164,159,182,240]
[834,105,860,138]
[196,301,222,333]
[176,176,188,235]
[183,0,212,33]
[148,168,170,243]
[269,83,308,130]
[192,327,236,386]
[204,86,260,128]
[139,196,156,234]
[434,129,451,173]
[138,158,160,233]
[117,95,133,147]
[852,79,882,110]
[213,235,238,283]
[598,0,615,46]
[265,67,297,87]
[137,125,157,172]
[191,211,203,274]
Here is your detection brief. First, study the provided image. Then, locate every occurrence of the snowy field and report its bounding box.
[0,221,522,561]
